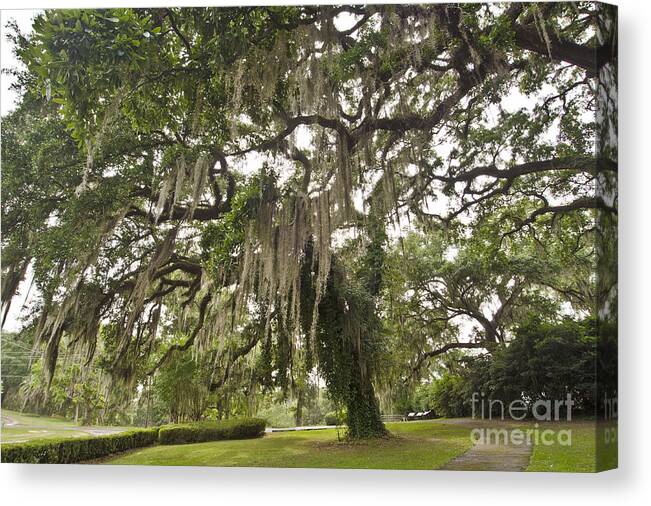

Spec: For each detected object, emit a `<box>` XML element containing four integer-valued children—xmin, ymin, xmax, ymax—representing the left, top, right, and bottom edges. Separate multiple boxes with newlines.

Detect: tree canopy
<box><xmin>1</xmin><ymin>3</ymin><xmax>617</xmax><ymax>436</ymax></box>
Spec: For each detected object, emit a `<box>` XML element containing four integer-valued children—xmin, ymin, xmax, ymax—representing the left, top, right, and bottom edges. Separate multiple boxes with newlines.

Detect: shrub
<box><xmin>490</xmin><ymin>318</ymin><xmax>597</xmax><ymax>414</ymax></box>
<box><xmin>430</xmin><ymin>374</ymin><xmax>471</xmax><ymax>418</ymax></box>
<box><xmin>255</xmin><ymin>402</ymin><xmax>295</xmax><ymax>428</ymax></box>
<box><xmin>324</xmin><ymin>410</ymin><xmax>345</xmax><ymax>426</ymax></box>
<box><xmin>410</xmin><ymin>318</ymin><xmax>599</xmax><ymax>419</ymax></box>
<box><xmin>158</xmin><ymin>417</ymin><xmax>266</xmax><ymax>445</ymax></box>
<box><xmin>1</xmin><ymin>427</ymin><xmax>159</xmax><ymax>464</ymax></box>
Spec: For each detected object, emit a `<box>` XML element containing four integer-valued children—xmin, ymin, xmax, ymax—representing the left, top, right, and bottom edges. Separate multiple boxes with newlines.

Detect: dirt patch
<box><xmin>312</xmin><ymin>433</ymin><xmax>403</xmax><ymax>449</ymax></box>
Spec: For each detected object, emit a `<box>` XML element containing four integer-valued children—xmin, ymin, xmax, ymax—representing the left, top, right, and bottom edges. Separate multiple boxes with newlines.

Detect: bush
<box><xmin>429</xmin><ymin>374</ymin><xmax>471</xmax><ymax>418</ymax></box>
<box><xmin>158</xmin><ymin>418</ymin><xmax>266</xmax><ymax>445</ymax></box>
<box><xmin>411</xmin><ymin>318</ymin><xmax>599</xmax><ymax>419</ymax></box>
<box><xmin>255</xmin><ymin>402</ymin><xmax>296</xmax><ymax>428</ymax></box>
<box><xmin>1</xmin><ymin>427</ymin><xmax>159</xmax><ymax>464</ymax></box>
<box><xmin>2</xmin><ymin>419</ymin><xmax>267</xmax><ymax>462</ymax></box>
<box><xmin>324</xmin><ymin>410</ymin><xmax>345</xmax><ymax>426</ymax></box>
<box><xmin>490</xmin><ymin>318</ymin><xmax>597</xmax><ymax>414</ymax></box>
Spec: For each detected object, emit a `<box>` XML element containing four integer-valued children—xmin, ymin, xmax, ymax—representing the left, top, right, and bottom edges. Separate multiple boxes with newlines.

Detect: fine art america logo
<box><xmin>469</xmin><ymin>392</ymin><xmax>575</xmax><ymax>446</ymax></box>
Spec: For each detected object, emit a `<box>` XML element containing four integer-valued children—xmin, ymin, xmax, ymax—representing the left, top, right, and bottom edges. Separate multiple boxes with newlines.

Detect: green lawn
<box><xmin>107</xmin><ymin>420</ymin><xmax>474</xmax><ymax>470</ymax></box>
<box><xmin>3</xmin><ymin>412</ymin><xmax>613</xmax><ymax>472</ymax></box>
<box><xmin>527</xmin><ymin>420</ymin><xmax>618</xmax><ymax>473</ymax></box>
<box><xmin>1</xmin><ymin>409</ymin><xmax>128</xmax><ymax>443</ymax></box>
<box><xmin>105</xmin><ymin>418</ymin><xmax>615</xmax><ymax>472</ymax></box>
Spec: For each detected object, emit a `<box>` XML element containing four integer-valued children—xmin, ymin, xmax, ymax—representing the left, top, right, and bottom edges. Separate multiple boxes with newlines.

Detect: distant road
<box><xmin>1</xmin><ymin>413</ymin><xmax>18</xmax><ymax>427</ymax></box>
<box><xmin>265</xmin><ymin>425</ymin><xmax>337</xmax><ymax>433</ymax></box>
<box><xmin>1</xmin><ymin>409</ymin><xmax>128</xmax><ymax>443</ymax></box>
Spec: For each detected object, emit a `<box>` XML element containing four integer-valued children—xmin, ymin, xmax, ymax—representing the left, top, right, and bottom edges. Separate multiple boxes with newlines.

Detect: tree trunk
<box><xmin>295</xmin><ymin>389</ymin><xmax>304</xmax><ymax>427</ymax></box>
<box><xmin>345</xmin><ymin>353</ymin><xmax>386</xmax><ymax>439</ymax></box>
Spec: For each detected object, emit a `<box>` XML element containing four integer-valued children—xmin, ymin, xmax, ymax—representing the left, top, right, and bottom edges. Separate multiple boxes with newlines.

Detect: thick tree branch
<box><xmin>146</xmin><ymin>293</ymin><xmax>212</xmax><ymax>375</ymax></box>
<box><xmin>408</xmin><ymin>341</ymin><xmax>488</xmax><ymax>380</ymax></box>
<box><xmin>512</xmin><ymin>22</ymin><xmax>615</xmax><ymax>76</ymax></box>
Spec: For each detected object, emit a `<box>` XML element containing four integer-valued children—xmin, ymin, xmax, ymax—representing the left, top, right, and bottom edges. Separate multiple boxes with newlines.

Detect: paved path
<box><xmin>442</xmin><ymin>440</ymin><xmax>532</xmax><ymax>472</ymax></box>
<box><xmin>1</xmin><ymin>410</ymin><xmax>128</xmax><ymax>443</ymax></box>
<box><xmin>265</xmin><ymin>425</ymin><xmax>337</xmax><ymax>433</ymax></box>
<box><xmin>1</xmin><ymin>414</ymin><xmax>18</xmax><ymax>427</ymax></box>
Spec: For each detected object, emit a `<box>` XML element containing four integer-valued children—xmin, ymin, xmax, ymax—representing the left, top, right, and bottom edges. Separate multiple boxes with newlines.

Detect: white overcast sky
<box><xmin>1</xmin><ymin>10</ymin><xmax>40</xmax><ymax>116</ymax></box>
<box><xmin>1</xmin><ymin>10</ymin><xmax>40</xmax><ymax>332</ymax></box>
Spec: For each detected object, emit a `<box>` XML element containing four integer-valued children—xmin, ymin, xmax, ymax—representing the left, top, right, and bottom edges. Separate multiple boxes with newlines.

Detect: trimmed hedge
<box><xmin>1</xmin><ymin>418</ymin><xmax>267</xmax><ymax>463</ymax></box>
<box><xmin>158</xmin><ymin>418</ymin><xmax>266</xmax><ymax>445</ymax></box>
<box><xmin>1</xmin><ymin>427</ymin><xmax>160</xmax><ymax>464</ymax></box>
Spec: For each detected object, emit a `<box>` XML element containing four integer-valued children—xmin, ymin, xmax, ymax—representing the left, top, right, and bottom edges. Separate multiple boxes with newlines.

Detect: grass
<box><xmin>3</xmin><ymin>411</ymin><xmax>615</xmax><ymax>472</ymax></box>
<box><xmin>106</xmin><ymin>420</ymin><xmax>474</xmax><ymax>470</ymax></box>
<box><xmin>526</xmin><ymin>420</ymin><xmax>618</xmax><ymax>473</ymax></box>
<box><xmin>105</xmin><ymin>418</ymin><xmax>616</xmax><ymax>472</ymax></box>
<box><xmin>2</xmin><ymin>409</ymin><xmax>75</xmax><ymax>427</ymax></box>
<box><xmin>1</xmin><ymin>408</ymin><xmax>128</xmax><ymax>443</ymax></box>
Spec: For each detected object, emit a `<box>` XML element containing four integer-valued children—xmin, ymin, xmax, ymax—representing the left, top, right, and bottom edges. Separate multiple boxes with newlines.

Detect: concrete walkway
<box><xmin>442</xmin><ymin>440</ymin><xmax>532</xmax><ymax>471</ymax></box>
<box><xmin>265</xmin><ymin>425</ymin><xmax>337</xmax><ymax>433</ymax></box>
<box><xmin>1</xmin><ymin>410</ymin><xmax>128</xmax><ymax>444</ymax></box>
<box><xmin>1</xmin><ymin>414</ymin><xmax>18</xmax><ymax>427</ymax></box>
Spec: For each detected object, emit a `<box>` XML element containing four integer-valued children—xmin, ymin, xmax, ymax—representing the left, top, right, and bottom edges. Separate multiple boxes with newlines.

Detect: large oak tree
<box><xmin>2</xmin><ymin>3</ymin><xmax>617</xmax><ymax>436</ymax></box>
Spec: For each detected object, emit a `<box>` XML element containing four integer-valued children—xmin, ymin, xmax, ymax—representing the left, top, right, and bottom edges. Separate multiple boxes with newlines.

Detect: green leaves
<box><xmin>21</xmin><ymin>9</ymin><xmax>168</xmax><ymax>143</ymax></box>
<box><xmin>200</xmin><ymin>173</ymin><xmax>263</xmax><ymax>277</ymax></box>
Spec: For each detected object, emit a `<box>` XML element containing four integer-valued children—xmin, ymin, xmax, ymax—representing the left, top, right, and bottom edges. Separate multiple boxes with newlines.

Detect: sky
<box><xmin>1</xmin><ymin>10</ymin><xmax>40</xmax><ymax>116</ymax></box>
<box><xmin>1</xmin><ymin>10</ymin><xmax>40</xmax><ymax>332</ymax></box>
